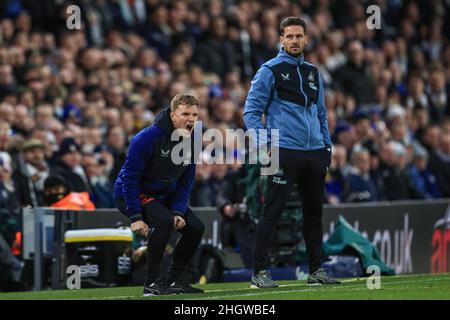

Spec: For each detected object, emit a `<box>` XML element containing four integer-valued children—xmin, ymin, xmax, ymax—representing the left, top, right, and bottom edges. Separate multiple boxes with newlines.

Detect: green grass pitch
<box><xmin>1</xmin><ymin>273</ymin><xmax>449</xmax><ymax>300</ymax></box>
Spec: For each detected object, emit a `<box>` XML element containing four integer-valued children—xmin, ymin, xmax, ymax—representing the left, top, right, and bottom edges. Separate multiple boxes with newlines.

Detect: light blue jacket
<box><xmin>244</xmin><ymin>48</ymin><xmax>331</xmax><ymax>150</ymax></box>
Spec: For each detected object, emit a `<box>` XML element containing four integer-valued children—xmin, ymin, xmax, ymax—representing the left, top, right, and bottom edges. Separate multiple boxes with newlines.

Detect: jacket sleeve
<box><xmin>243</xmin><ymin>65</ymin><xmax>275</xmax><ymax>148</ymax></box>
<box><xmin>317</xmin><ymin>71</ymin><xmax>332</xmax><ymax>147</ymax></box>
<box><xmin>121</xmin><ymin>129</ymin><xmax>156</xmax><ymax>222</ymax></box>
<box><xmin>169</xmin><ymin>164</ymin><xmax>196</xmax><ymax>216</ymax></box>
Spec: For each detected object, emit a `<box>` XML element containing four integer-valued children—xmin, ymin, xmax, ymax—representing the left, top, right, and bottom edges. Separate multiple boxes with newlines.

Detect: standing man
<box><xmin>113</xmin><ymin>94</ymin><xmax>205</xmax><ymax>296</ymax></box>
<box><xmin>244</xmin><ymin>17</ymin><xmax>340</xmax><ymax>287</ymax></box>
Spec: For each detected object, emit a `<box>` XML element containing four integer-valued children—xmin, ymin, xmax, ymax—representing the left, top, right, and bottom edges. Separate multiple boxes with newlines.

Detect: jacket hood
<box><xmin>278</xmin><ymin>47</ymin><xmax>305</xmax><ymax>65</ymax></box>
<box><xmin>154</xmin><ymin>107</ymin><xmax>174</xmax><ymax>133</ymax></box>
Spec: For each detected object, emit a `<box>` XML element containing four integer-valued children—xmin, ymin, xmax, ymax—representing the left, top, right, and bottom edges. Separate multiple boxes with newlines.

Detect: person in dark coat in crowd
<box><xmin>334</xmin><ymin>40</ymin><xmax>376</xmax><ymax>106</ymax></box>
<box><xmin>377</xmin><ymin>141</ymin><xmax>425</xmax><ymax>200</ymax></box>
<box><xmin>407</xmin><ymin>142</ymin><xmax>442</xmax><ymax>198</ymax></box>
<box><xmin>342</xmin><ymin>148</ymin><xmax>380</xmax><ymax>202</ymax></box>
<box><xmin>216</xmin><ymin>165</ymin><xmax>255</xmax><ymax>268</ymax></box>
<box><xmin>13</xmin><ymin>139</ymin><xmax>49</xmax><ymax>207</ymax></box>
<box><xmin>50</xmin><ymin>137</ymin><xmax>92</xmax><ymax>193</ymax></box>
<box><xmin>421</xmin><ymin>126</ymin><xmax>450</xmax><ymax>197</ymax></box>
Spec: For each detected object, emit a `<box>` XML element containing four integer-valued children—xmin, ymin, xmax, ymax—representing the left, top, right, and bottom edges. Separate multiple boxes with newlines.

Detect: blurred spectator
<box><xmin>0</xmin><ymin>151</ymin><xmax>20</xmax><ymax>215</ymax></box>
<box><xmin>0</xmin><ymin>0</ymin><xmax>448</xmax><ymax>209</ymax></box>
<box><xmin>43</xmin><ymin>174</ymin><xmax>95</xmax><ymax>210</ymax></box>
<box><xmin>378</xmin><ymin>141</ymin><xmax>425</xmax><ymax>200</ymax></box>
<box><xmin>81</xmin><ymin>152</ymin><xmax>114</xmax><ymax>208</ymax></box>
<box><xmin>50</xmin><ymin>137</ymin><xmax>92</xmax><ymax>193</ymax></box>
<box><xmin>216</xmin><ymin>165</ymin><xmax>255</xmax><ymax>268</ymax></box>
<box><xmin>193</xmin><ymin>16</ymin><xmax>236</xmax><ymax>79</ymax></box>
<box><xmin>427</xmin><ymin>65</ymin><xmax>450</xmax><ymax>122</ymax></box>
<box><xmin>190</xmin><ymin>161</ymin><xmax>214</xmax><ymax>206</ymax></box>
<box><xmin>13</xmin><ymin>139</ymin><xmax>49</xmax><ymax>207</ymax></box>
<box><xmin>334</xmin><ymin>40</ymin><xmax>375</xmax><ymax>106</ymax></box>
<box><xmin>342</xmin><ymin>148</ymin><xmax>380</xmax><ymax>202</ymax></box>
<box><xmin>434</xmin><ymin>133</ymin><xmax>450</xmax><ymax>196</ymax></box>
<box><xmin>105</xmin><ymin>125</ymin><xmax>127</xmax><ymax>183</ymax></box>
<box><xmin>407</xmin><ymin>142</ymin><xmax>442</xmax><ymax>198</ymax></box>
<box><xmin>324</xmin><ymin>144</ymin><xmax>348</xmax><ymax>204</ymax></box>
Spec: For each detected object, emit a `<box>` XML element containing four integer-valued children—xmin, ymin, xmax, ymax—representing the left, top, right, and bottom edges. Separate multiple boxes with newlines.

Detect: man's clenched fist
<box><xmin>131</xmin><ymin>220</ymin><xmax>149</xmax><ymax>237</ymax></box>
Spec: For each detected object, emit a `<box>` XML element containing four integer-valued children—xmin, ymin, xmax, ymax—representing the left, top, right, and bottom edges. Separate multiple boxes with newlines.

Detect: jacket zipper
<box><xmin>297</xmin><ymin>64</ymin><xmax>310</xmax><ymax>149</ymax></box>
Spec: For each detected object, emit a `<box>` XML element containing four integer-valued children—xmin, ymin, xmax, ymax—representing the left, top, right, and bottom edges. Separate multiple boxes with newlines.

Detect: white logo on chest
<box><xmin>281</xmin><ymin>73</ymin><xmax>290</xmax><ymax>81</ymax></box>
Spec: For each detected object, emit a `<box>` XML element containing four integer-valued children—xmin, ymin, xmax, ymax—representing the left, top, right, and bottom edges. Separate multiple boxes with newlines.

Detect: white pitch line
<box><xmin>54</xmin><ymin>275</ymin><xmax>450</xmax><ymax>300</ymax></box>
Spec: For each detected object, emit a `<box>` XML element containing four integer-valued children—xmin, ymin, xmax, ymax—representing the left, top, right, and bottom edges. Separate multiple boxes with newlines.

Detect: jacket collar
<box><xmin>278</xmin><ymin>47</ymin><xmax>304</xmax><ymax>65</ymax></box>
<box><xmin>154</xmin><ymin>107</ymin><xmax>174</xmax><ymax>133</ymax></box>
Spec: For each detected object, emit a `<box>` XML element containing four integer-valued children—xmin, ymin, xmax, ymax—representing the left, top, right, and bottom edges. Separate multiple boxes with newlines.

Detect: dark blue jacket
<box><xmin>407</xmin><ymin>165</ymin><xmax>442</xmax><ymax>199</ymax></box>
<box><xmin>113</xmin><ymin>108</ymin><xmax>196</xmax><ymax>222</ymax></box>
<box><xmin>343</xmin><ymin>172</ymin><xmax>380</xmax><ymax>202</ymax></box>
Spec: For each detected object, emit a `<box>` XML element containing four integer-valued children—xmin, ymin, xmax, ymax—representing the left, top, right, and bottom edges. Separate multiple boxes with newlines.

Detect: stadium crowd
<box><xmin>0</xmin><ymin>0</ymin><xmax>449</xmax><ymax>219</ymax></box>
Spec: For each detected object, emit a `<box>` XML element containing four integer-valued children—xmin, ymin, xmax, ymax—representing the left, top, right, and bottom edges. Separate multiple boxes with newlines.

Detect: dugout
<box><xmin>64</xmin><ymin>228</ymin><xmax>133</xmax><ymax>288</ymax></box>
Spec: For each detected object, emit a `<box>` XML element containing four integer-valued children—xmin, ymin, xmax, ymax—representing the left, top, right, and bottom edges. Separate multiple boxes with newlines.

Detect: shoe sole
<box><xmin>307</xmin><ymin>280</ymin><xmax>341</xmax><ymax>286</ymax></box>
<box><xmin>168</xmin><ymin>288</ymin><xmax>204</xmax><ymax>294</ymax></box>
<box><xmin>250</xmin><ymin>282</ymin><xmax>278</xmax><ymax>289</ymax></box>
<box><xmin>143</xmin><ymin>293</ymin><xmax>158</xmax><ymax>297</ymax></box>
<box><xmin>306</xmin><ymin>282</ymin><xmax>323</xmax><ymax>286</ymax></box>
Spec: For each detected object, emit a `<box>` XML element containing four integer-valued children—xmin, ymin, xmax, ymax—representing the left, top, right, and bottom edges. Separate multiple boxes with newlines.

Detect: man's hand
<box><xmin>130</xmin><ymin>220</ymin><xmax>149</xmax><ymax>237</ymax></box>
<box><xmin>173</xmin><ymin>215</ymin><xmax>186</xmax><ymax>230</ymax></box>
<box><xmin>223</xmin><ymin>204</ymin><xmax>237</xmax><ymax>218</ymax></box>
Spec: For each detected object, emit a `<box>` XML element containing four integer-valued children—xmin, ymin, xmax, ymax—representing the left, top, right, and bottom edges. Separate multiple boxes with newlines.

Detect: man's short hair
<box><xmin>280</xmin><ymin>17</ymin><xmax>307</xmax><ymax>35</ymax></box>
<box><xmin>170</xmin><ymin>94</ymin><xmax>199</xmax><ymax>111</ymax></box>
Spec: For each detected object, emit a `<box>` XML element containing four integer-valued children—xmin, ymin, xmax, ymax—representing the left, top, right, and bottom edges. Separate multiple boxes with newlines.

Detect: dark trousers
<box><xmin>254</xmin><ymin>147</ymin><xmax>330</xmax><ymax>275</ymax></box>
<box><xmin>115</xmin><ymin>199</ymin><xmax>205</xmax><ymax>283</ymax></box>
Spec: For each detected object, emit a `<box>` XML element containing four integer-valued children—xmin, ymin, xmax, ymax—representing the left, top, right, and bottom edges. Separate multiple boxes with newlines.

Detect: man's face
<box><xmin>170</xmin><ymin>104</ymin><xmax>198</xmax><ymax>136</ymax></box>
<box><xmin>61</xmin><ymin>151</ymin><xmax>81</xmax><ymax>168</ymax></box>
<box><xmin>280</xmin><ymin>25</ymin><xmax>308</xmax><ymax>57</ymax></box>
<box><xmin>44</xmin><ymin>185</ymin><xmax>67</xmax><ymax>205</ymax></box>
<box><xmin>354</xmin><ymin>152</ymin><xmax>370</xmax><ymax>174</ymax></box>
<box><xmin>24</xmin><ymin>147</ymin><xmax>45</xmax><ymax>167</ymax></box>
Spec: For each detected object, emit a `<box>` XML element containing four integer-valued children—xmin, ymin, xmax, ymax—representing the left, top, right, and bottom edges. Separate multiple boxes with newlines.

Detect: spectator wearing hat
<box><xmin>61</xmin><ymin>103</ymin><xmax>82</xmax><ymax>125</ymax></box>
<box><xmin>43</xmin><ymin>175</ymin><xmax>95</xmax><ymax>211</ymax></box>
<box><xmin>352</xmin><ymin>110</ymin><xmax>375</xmax><ymax>145</ymax></box>
<box><xmin>50</xmin><ymin>137</ymin><xmax>92</xmax><ymax>194</ymax></box>
<box><xmin>12</xmin><ymin>138</ymin><xmax>49</xmax><ymax>207</ymax></box>
<box><xmin>333</xmin><ymin>121</ymin><xmax>357</xmax><ymax>151</ymax></box>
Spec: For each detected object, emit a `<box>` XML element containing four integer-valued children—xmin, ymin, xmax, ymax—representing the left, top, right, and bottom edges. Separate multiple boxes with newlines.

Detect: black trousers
<box><xmin>254</xmin><ymin>147</ymin><xmax>330</xmax><ymax>274</ymax></box>
<box><xmin>115</xmin><ymin>198</ymin><xmax>205</xmax><ymax>283</ymax></box>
